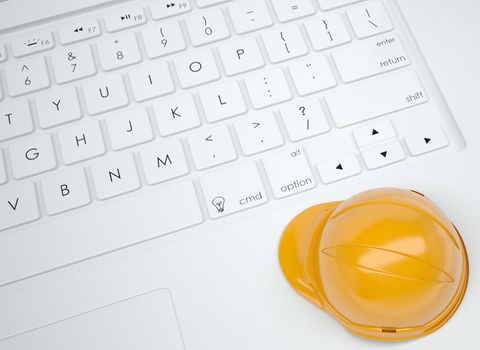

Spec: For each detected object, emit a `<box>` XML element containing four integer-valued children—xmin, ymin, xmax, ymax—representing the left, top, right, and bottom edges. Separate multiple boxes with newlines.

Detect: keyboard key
<box><xmin>51</xmin><ymin>45</ymin><xmax>96</xmax><ymax>84</ymax></box>
<box><xmin>58</xmin><ymin>120</ymin><xmax>106</xmax><ymax>164</ymax></box>
<box><xmin>129</xmin><ymin>61</ymin><xmax>175</xmax><ymax>102</ymax></box>
<box><xmin>317</xmin><ymin>0</ymin><xmax>364</xmax><ymax>10</ymax></box>
<box><xmin>91</xmin><ymin>153</ymin><xmax>140</xmax><ymax>200</ymax></box>
<box><xmin>347</xmin><ymin>2</ymin><xmax>393</xmax><ymax>38</ymax></box>
<box><xmin>317</xmin><ymin>153</ymin><xmax>362</xmax><ymax>184</ymax></box>
<box><xmin>304</xmin><ymin>13</ymin><xmax>351</xmax><ymax>51</ymax></box>
<box><xmin>41</xmin><ymin>168</ymin><xmax>91</xmax><ymax>215</ymax></box>
<box><xmin>200</xmin><ymin>162</ymin><xmax>267</xmax><ymax>218</ymax></box>
<box><xmin>97</xmin><ymin>32</ymin><xmax>141</xmax><ymax>71</ymax></box>
<box><xmin>104</xmin><ymin>6</ymin><xmax>146</xmax><ymax>32</ymax></box>
<box><xmin>234</xmin><ymin>112</ymin><xmax>284</xmax><ymax>155</ymax></box>
<box><xmin>263</xmin><ymin>147</ymin><xmax>315</xmax><ymax>198</ymax></box>
<box><xmin>361</xmin><ymin>141</ymin><xmax>406</xmax><ymax>169</ymax></box>
<box><xmin>58</xmin><ymin>19</ymin><xmax>101</xmax><ymax>44</ymax></box>
<box><xmin>325</xmin><ymin>71</ymin><xmax>427</xmax><ymax>127</ymax></box>
<box><xmin>199</xmin><ymin>80</ymin><xmax>247</xmax><ymax>123</ymax></box>
<box><xmin>0</xmin><ymin>100</ymin><xmax>33</xmax><ymax>141</ymax></box>
<box><xmin>228</xmin><ymin>0</ymin><xmax>273</xmax><ymax>34</ymax></box>
<box><xmin>353</xmin><ymin>120</ymin><xmax>396</xmax><ymax>148</ymax></box>
<box><xmin>333</xmin><ymin>35</ymin><xmax>409</xmax><ymax>82</ymax></box>
<box><xmin>141</xmin><ymin>21</ymin><xmax>187</xmax><ymax>58</ymax></box>
<box><xmin>105</xmin><ymin>107</ymin><xmax>153</xmax><ymax>150</ymax></box>
<box><xmin>188</xmin><ymin>125</ymin><xmax>237</xmax><ymax>170</ymax></box>
<box><xmin>0</xmin><ymin>183</ymin><xmax>40</xmax><ymax>231</ymax></box>
<box><xmin>245</xmin><ymin>68</ymin><xmax>292</xmax><ymax>109</ymax></box>
<box><xmin>0</xmin><ymin>180</ymin><xmax>202</xmax><ymax>283</ymax></box>
<box><xmin>153</xmin><ymin>94</ymin><xmax>200</xmax><ymax>136</ymax></box>
<box><xmin>280</xmin><ymin>98</ymin><xmax>330</xmax><ymax>141</ymax></box>
<box><xmin>288</xmin><ymin>55</ymin><xmax>336</xmax><ymax>96</ymax></box>
<box><xmin>140</xmin><ymin>139</ymin><xmax>189</xmax><ymax>185</ymax></box>
<box><xmin>272</xmin><ymin>0</ymin><xmax>315</xmax><ymax>22</ymax></box>
<box><xmin>9</xmin><ymin>135</ymin><xmax>57</xmax><ymax>179</ymax></box>
<box><xmin>196</xmin><ymin>0</ymin><xmax>229</xmax><ymax>7</ymax></box>
<box><xmin>35</xmin><ymin>86</ymin><xmax>82</xmax><ymax>129</ymax></box>
<box><xmin>0</xmin><ymin>44</ymin><xmax>7</xmax><ymax>62</ymax></box>
<box><xmin>82</xmin><ymin>74</ymin><xmax>129</xmax><ymax>115</ymax></box>
<box><xmin>405</xmin><ymin>128</ymin><xmax>449</xmax><ymax>156</ymax></box>
<box><xmin>185</xmin><ymin>9</ymin><xmax>230</xmax><ymax>46</ymax></box>
<box><xmin>262</xmin><ymin>26</ymin><xmax>308</xmax><ymax>63</ymax></box>
<box><xmin>5</xmin><ymin>57</ymin><xmax>50</xmax><ymax>96</ymax></box>
<box><xmin>0</xmin><ymin>150</ymin><xmax>6</xmax><ymax>184</ymax></box>
<box><xmin>174</xmin><ymin>49</ymin><xmax>220</xmax><ymax>88</ymax></box>
<box><xmin>218</xmin><ymin>37</ymin><xmax>265</xmax><ymax>76</ymax></box>
<box><xmin>11</xmin><ymin>31</ymin><xmax>54</xmax><ymax>57</ymax></box>
<box><xmin>150</xmin><ymin>0</ymin><xmax>192</xmax><ymax>19</ymax></box>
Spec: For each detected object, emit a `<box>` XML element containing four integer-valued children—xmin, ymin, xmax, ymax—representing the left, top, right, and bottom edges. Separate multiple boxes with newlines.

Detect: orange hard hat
<box><xmin>279</xmin><ymin>188</ymin><xmax>469</xmax><ymax>340</ymax></box>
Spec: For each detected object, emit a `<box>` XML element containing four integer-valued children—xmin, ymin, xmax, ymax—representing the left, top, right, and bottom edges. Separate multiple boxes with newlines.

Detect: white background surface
<box><xmin>0</xmin><ymin>0</ymin><xmax>479</xmax><ymax>349</ymax></box>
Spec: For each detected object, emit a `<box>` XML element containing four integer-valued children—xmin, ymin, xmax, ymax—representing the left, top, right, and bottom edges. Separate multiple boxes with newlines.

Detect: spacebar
<box><xmin>0</xmin><ymin>181</ymin><xmax>203</xmax><ymax>286</ymax></box>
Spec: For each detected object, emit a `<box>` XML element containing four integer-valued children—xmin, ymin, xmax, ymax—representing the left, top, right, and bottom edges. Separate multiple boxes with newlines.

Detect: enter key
<box><xmin>333</xmin><ymin>35</ymin><xmax>410</xmax><ymax>82</ymax></box>
<box><xmin>263</xmin><ymin>148</ymin><xmax>316</xmax><ymax>199</ymax></box>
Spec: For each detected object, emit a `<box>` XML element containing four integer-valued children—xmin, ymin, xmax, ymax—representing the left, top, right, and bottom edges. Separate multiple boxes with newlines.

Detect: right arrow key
<box><xmin>405</xmin><ymin>127</ymin><xmax>449</xmax><ymax>156</ymax></box>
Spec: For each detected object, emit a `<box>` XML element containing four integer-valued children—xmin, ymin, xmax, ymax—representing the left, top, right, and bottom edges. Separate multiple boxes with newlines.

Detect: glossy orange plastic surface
<box><xmin>279</xmin><ymin>188</ymin><xmax>469</xmax><ymax>340</ymax></box>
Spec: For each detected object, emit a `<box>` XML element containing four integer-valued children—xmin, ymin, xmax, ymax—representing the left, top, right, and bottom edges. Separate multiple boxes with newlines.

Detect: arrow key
<box><xmin>317</xmin><ymin>153</ymin><xmax>362</xmax><ymax>184</ymax></box>
<box><xmin>353</xmin><ymin>120</ymin><xmax>396</xmax><ymax>148</ymax></box>
<box><xmin>405</xmin><ymin>127</ymin><xmax>449</xmax><ymax>156</ymax></box>
<box><xmin>362</xmin><ymin>141</ymin><xmax>405</xmax><ymax>169</ymax></box>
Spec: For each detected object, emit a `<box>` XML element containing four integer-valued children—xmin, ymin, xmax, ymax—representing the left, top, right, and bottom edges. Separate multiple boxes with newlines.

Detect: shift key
<box><xmin>326</xmin><ymin>70</ymin><xmax>428</xmax><ymax>128</ymax></box>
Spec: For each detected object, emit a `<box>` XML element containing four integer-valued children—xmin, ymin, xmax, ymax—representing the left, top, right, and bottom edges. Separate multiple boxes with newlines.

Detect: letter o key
<box><xmin>189</xmin><ymin>61</ymin><xmax>202</xmax><ymax>73</ymax></box>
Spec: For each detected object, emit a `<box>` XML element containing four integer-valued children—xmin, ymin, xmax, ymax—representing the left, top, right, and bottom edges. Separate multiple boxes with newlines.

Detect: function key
<box><xmin>58</xmin><ymin>19</ymin><xmax>101</xmax><ymax>45</ymax></box>
<box><xmin>150</xmin><ymin>0</ymin><xmax>191</xmax><ymax>20</ymax></box>
<box><xmin>317</xmin><ymin>0</ymin><xmax>365</xmax><ymax>10</ymax></box>
<box><xmin>11</xmin><ymin>31</ymin><xmax>54</xmax><ymax>57</ymax></box>
<box><xmin>196</xmin><ymin>0</ymin><xmax>229</xmax><ymax>7</ymax></box>
<box><xmin>104</xmin><ymin>6</ymin><xmax>146</xmax><ymax>32</ymax></box>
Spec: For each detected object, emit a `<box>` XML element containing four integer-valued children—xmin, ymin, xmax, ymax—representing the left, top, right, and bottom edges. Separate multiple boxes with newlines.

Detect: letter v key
<box><xmin>0</xmin><ymin>183</ymin><xmax>40</xmax><ymax>231</ymax></box>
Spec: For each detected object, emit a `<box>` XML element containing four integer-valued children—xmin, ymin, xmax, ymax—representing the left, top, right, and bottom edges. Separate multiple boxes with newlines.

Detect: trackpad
<box><xmin>1</xmin><ymin>289</ymin><xmax>184</xmax><ymax>350</ymax></box>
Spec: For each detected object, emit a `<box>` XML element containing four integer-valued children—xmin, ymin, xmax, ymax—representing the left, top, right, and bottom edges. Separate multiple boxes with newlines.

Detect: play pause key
<box><xmin>362</xmin><ymin>141</ymin><xmax>406</xmax><ymax>169</ymax></box>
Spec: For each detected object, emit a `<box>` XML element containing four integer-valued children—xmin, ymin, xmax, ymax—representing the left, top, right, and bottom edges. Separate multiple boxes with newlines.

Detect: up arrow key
<box><xmin>336</xmin><ymin>163</ymin><xmax>343</xmax><ymax>170</ymax></box>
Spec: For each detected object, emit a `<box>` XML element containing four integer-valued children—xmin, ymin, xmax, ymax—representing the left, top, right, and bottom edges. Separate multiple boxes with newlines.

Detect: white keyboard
<box><xmin>0</xmin><ymin>0</ymin><xmax>462</xmax><ymax>284</ymax></box>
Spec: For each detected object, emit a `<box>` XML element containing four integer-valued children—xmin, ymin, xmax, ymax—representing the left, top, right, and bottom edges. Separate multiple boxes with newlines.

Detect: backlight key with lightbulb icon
<box><xmin>199</xmin><ymin>162</ymin><xmax>268</xmax><ymax>218</ymax></box>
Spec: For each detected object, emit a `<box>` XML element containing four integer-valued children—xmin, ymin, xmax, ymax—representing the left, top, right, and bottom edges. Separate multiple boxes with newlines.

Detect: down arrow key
<box><xmin>362</xmin><ymin>141</ymin><xmax>406</xmax><ymax>170</ymax></box>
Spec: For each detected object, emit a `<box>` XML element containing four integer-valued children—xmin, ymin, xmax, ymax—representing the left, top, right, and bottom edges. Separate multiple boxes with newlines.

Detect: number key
<box><xmin>185</xmin><ymin>8</ymin><xmax>229</xmax><ymax>46</ymax></box>
<box><xmin>96</xmin><ymin>32</ymin><xmax>141</xmax><ymax>71</ymax></box>
<box><xmin>5</xmin><ymin>57</ymin><xmax>50</xmax><ymax>97</ymax></box>
<box><xmin>141</xmin><ymin>21</ymin><xmax>186</xmax><ymax>58</ymax></box>
<box><xmin>51</xmin><ymin>44</ymin><xmax>96</xmax><ymax>84</ymax></box>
